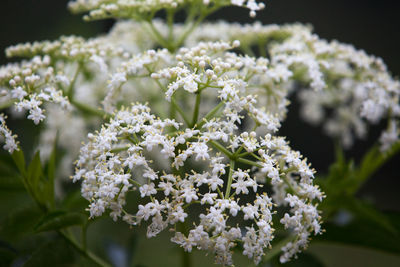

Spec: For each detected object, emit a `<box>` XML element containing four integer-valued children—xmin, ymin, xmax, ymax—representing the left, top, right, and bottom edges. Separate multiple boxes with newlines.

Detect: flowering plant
<box><xmin>0</xmin><ymin>1</ymin><xmax>399</xmax><ymax>266</ymax></box>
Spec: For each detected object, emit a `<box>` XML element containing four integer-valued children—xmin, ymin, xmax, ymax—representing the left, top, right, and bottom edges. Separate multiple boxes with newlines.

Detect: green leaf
<box><xmin>343</xmin><ymin>197</ymin><xmax>397</xmax><ymax>234</ymax></box>
<box><xmin>27</xmin><ymin>151</ymin><xmax>43</xmax><ymax>190</ymax></box>
<box><xmin>316</xmin><ymin>211</ymin><xmax>400</xmax><ymax>254</ymax></box>
<box><xmin>43</xmin><ymin>140</ymin><xmax>57</xmax><ymax>208</ymax></box>
<box><xmin>11</xmin><ymin>149</ymin><xmax>26</xmax><ymax>175</ymax></box>
<box><xmin>62</xmin><ymin>189</ymin><xmax>89</xmax><ymax>211</ymax></box>
<box><xmin>34</xmin><ymin>211</ymin><xmax>86</xmax><ymax>232</ymax></box>
<box><xmin>46</xmin><ymin>139</ymin><xmax>57</xmax><ymax>183</ymax></box>
<box><xmin>317</xmin><ymin>145</ymin><xmax>355</xmax><ymax>195</ymax></box>
<box><xmin>22</xmin><ymin>238</ymin><xmax>76</xmax><ymax>267</ymax></box>
<box><xmin>0</xmin><ymin>204</ymin><xmax>42</xmax><ymax>240</ymax></box>
<box><xmin>353</xmin><ymin>142</ymin><xmax>400</xmax><ymax>194</ymax></box>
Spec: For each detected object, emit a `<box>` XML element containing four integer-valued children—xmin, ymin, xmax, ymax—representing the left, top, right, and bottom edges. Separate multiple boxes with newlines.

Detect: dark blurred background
<box><xmin>0</xmin><ymin>1</ymin><xmax>399</xmax><ymax>266</ymax></box>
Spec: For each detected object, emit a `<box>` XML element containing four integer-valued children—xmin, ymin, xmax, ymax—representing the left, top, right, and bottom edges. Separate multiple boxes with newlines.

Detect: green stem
<box><xmin>257</xmin><ymin>38</ymin><xmax>267</xmax><ymax>58</ymax></box>
<box><xmin>110</xmin><ymin>146</ymin><xmax>130</xmax><ymax>153</ymax></box>
<box><xmin>166</xmin><ymin>9</ymin><xmax>175</xmax><ymax>43</ymax></box>
<box><xmin>179</xmin><ymin>220</ymin><xmax>192</xmax><ymax>267</ymax></box>
<box><xmin>154</xmin><ymin>79</ymin><xmax>191</xmax><ymax>125</ymax></box>
<box><xmin>173</xmin><ymin>5</ymin><xmax>220</xmax><ymax>50</ymax></box>
<box><xmin>59</xmin><ymin>230</ymin><xmax>111</xmax><ymax>267</ymax></box>
<box><xmin>144</xmin><ymin>20</ymin><xmax>173</xmax><ymax>51</ymax></box>
<box><xmin>224</xmin><ymin>160</ymin><xmax>235</xmax><ymax>199</ymax></box>
<box><xmin>233</xmin><ymin>145</ymin><xmax>245</xmax><ymax>158</ymax></box>
<box><xmin>64</xmin><ymin>64</ymin><xmax>110</xmax><ymax>119</ymax></box>
<box><xmin>129</xmin><ymin>179</ymin><xmax>142</xmax><ymax>188</ymax></box>
<box><xmin>191</xmin><ymin>92</ymin><xmax>201</xmax><ymax>127</ymax></box>
<box><xmin>174</xmin><ymin>16</ymin><xmax>204</xmax><ymax>50</ymax></box>
<box><xmin>216</xmin><ymin>187</ymin><xmax>224</xmax><ymax>199</ymax></box>
<box><xmin>182</xmin><ymin>249</ymin><xmax>191</xmax><ymax>267</ymax></box>
<box><xmin>171</xmin><ymin>98</ymin><xmax>191</xmax><ymax>126</ymax></box>
<box><xmin>232</xmin><ymin>126</ymin><xmax>259</xmax><ymax>158</ymax></box>
<box><xmin>241</xmin><ymin>43</ymin><xmax>255</xmax><ymax>57</ymax></box>
<box><xmin>209</xmin><ymin>140</ymin><xmax>233</xmax><ymax>159</ymax></box>
<box><xmin>67</xmin><ymin>63</ymin><xmax>81</xmax><ymax>100</ymax></box>
<box><xmin>70</xmin><ymin>99</ymin><xmax>110</xmax><ymax>119</ymax></box>
<box><xmin>282</xmin><ymin>175</ymin><xmax>296</xmax><ymax>195</ymax></box>
<box><xmin>196</xmin><ymin>101</ymin><xmax>225</xmax><ymax>129</ymax></box>
<box><xmin>236</xmin><ymin>157</ymin><xmax>263</xmax><ymax>168</ymax></box>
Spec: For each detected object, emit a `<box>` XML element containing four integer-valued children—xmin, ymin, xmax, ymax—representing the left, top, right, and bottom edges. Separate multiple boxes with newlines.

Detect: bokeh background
<box><xmin>0</xmin><ymin>0</ymin><xmax>399</xmax><ymax>266</ymax></box>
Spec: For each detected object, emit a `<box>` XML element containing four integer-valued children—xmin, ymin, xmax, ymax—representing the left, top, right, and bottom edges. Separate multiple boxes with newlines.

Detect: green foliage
<box><xmin>277</xmin><ymin>253</ymin><xmax>324</xmax><ymax>267</ymax></box>
<box><xmin>11</xmin><ymin>148</ymin><xmax>26</xmax><ymax>175</ymax></box>
<box><xmin>313</xmin><ymin>143</ymin><xmax>400</xmax><ymax>259</ymax></box>
<box><xmin>10</xmin><ymin>150</ymin><xmax>54</xmax><ymax>210</ymax></box>
<box><xmin>34</xmin><ymin>211</ymin><xmax>86</xmax><ymax>233</ymax></box>
<box><xmin>21</xmin><ymin>238</ymin><xmax>76</xmax><ymax>267</ymax></box>
<box><xmin>316</xmin><ymin>212</ymin><xmax>400</xmax><ymax>255</ymax></box>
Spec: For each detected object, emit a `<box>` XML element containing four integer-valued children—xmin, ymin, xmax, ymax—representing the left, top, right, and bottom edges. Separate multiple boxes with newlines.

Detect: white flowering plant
<box><xmin>1</xmin><ymin>1</ymin><xmax>400</xmax><ymax>266</ymax></box>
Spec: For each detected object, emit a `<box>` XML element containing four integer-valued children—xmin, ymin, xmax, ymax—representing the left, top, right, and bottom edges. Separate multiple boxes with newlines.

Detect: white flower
<box><xmin>27</xmin><ymin>107</ymin><xmax>45</xmax><ymax>124</ymax></box>
<box><xmin>11</xmin><ymin>86</ymin><xmax>27</xmax><ymax>100</ymax></box>
<box><xmin>90</xmin><ymin>54</ymin><xmax>108</xmax><ymax>73</ymax></box>
<box><xmin>0</xmin><ymin>114</ymin><xmax>19</xmax><ymax>153</ymax></box>
<box><xmin>201</xmin><ymin>192</ymin><xmax>217</xmax><ymax>205</ymax></box>
<box><xmin>108</xmin><ymin>72</ymin><xmax>127</xmax><ymax>90</ymax></box>
<box><xmin>180</xmin><ymin>186</ymin><xmax>198</xmax><ymax>203</ymax></box>
<box><xmin>139</xmin><ymin>183</ymin><xmax>157</xmax><ymax>198</ymax></box>
<box><xmin>192</xmin><ymin>141</ymin><xmax>209</xmax><ymax>161</ymax></box>
<box><xmin>172</xmin><ymin>206</ymin><xmax>188</xmax><ymax>223</ymax></box>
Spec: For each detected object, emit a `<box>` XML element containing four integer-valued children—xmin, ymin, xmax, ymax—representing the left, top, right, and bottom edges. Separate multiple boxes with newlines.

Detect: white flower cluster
<box><xmin>151</xmin><ymin>40</ymin><xmax>289</xmax><ymax>125</ymax></box>
<box><xmin>0</xmin><ymin>114</ymin><xmax>18</xmax><ymax>153</ymax></box>
<box><xmin>74</xmin><ymin>104</ymin><xmax>322</xmax><ymax>265</ymax></box>
<box><xmin>103</xmin><ymin>48</ymin><xmax>172</xmax><ymax>113</ymax></box>
<box><xmin>1</xmin><ymin>0</ymin><xmax>398</xmax><ymax>264</ymax></box>
<box><xmin>74</xmin><ymin>40</ymin><xmax>324</xmax><ymax>265</ymax></box>
<box><xmin>100</xmin><ymin>19</ymin><xmax>400</xmax><ymax>150</ymax></box>
<box><xmin>0</xmin><ymin>34</ymin><xmax>131</xmax><ymax>175</ymax></box>
<box><xmin>68</xmin><ymin>0</ymin><xmax>265</xmax><ymax>20</ymax></box>
<box><xmin>184</xmin><ymin>21</ymin><xmax>400</xmax><ymax>149</ymax></box>
<box><xmin>0</xmin><ymin>55</ymin><xmax>70</xmax><ymax>125</ymax></box>
<box><xmin>6</xmin><ymin>35</ymin><xmax>129</xmax><ymax>65</ymax></box>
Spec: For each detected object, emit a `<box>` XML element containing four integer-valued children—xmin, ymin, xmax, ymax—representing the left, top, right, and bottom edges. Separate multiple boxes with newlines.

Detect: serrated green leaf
<box><xmin>34</xmin><ymin>211</ymin><xmax>86</xmax><ymax>232</ymax></box>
